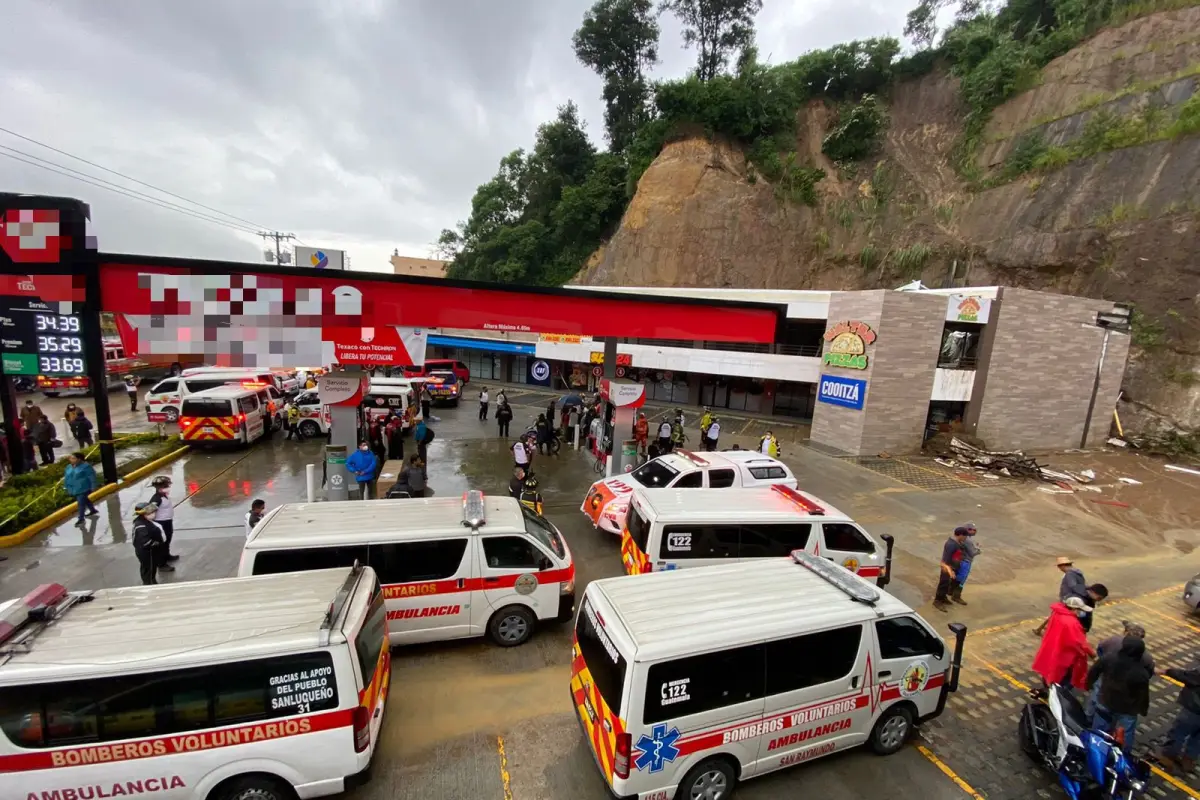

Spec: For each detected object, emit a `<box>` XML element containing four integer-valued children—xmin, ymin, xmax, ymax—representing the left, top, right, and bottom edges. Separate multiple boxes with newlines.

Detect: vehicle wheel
<box><xmin>299</xmin><ymin>420</ymin><xmax>321</xmax><ymax>438</ymax></box>
<box><xmin>676</xmin><ymin>757</ymin><xmax>737</xmax><ymax>800</ymax></box>
<box><xmin>164</xmin><ymin>407</ymin><xmax>180</xmax><ymax>423</ymax></box>
<box><xmin>488</xmin><ymin>605</ymin><xmax>535</xmax><ymax>647</ymax></box>
<box><xmin>274</xmin><ymin>413</ymin><xmax>283</xmax><ymax>433</ymax></box>
<box><xmin>869</xmin><ymin>705</ymin><xmax>914</xmax><ymax>755</ymax></box>
<box><xmin>212</xmin><ymin>774</ymin><xmax>293</xmax><ymax>800</ymax></box>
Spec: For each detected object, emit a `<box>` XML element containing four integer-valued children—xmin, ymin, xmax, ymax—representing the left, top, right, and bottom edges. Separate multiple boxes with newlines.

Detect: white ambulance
<box><xmin>618</xmin><ymin>484</ymin><xmax>892</xmax><ymax>582</ymax></box>
<box><xmin>238</xmin><ymin>491</ymin><xmax>576</xmax><ymax>647</ymax></box>
<box><xmin>582</xmin><ymin>450</ymin><xmax>797</xmax><ymax>535</ymax></box>
<box><xmin>0</xmin><ymin>566</ymin><xmax>390</xmax><ymax>800</ymax></box>
<box><xmin>292</xmin><ymin>388</ymin><xmax>332</xmax><ymax>437</ymax></box>
<box><xmin>571</xmin><ymin>553</ymin><xmax>968</xmax><ymax>800</ymax></box>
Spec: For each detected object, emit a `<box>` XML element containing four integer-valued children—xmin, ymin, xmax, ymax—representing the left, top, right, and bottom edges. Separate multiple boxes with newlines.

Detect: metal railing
<box><xmin>936</xmin><ymin>357</ymin><xmax>978</xmax><ymax>370</ymax></box>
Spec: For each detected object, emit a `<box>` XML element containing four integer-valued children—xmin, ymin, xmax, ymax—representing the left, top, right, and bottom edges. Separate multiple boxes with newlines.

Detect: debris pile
<box><xmin>932</xmin><ymin>437</ymin><xmax>1093</xmax><ymax>484</ymax></box>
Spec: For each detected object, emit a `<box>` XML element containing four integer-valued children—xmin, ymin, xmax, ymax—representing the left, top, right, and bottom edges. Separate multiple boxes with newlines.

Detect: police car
<box><xmin>582</xmin><ymin>450</ymin><xmax>797</xmax><ymax>535</ymax></box>
<box><xmin>423</xmin><ymin>371</ymin><xmax>462</xmax><ymax>407</ymax></box>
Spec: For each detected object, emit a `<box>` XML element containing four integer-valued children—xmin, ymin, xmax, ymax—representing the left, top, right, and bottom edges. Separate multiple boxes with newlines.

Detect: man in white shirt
<box><xmin>513</xmin><ymin>438</ymin><xmax>530</xmax><ymax>470</ymax></box>
<box><xmin>704</xmin><ymin>417</ymin><xmax>721</xmax><ymax>451</ymax></box>
<box><xmin>479</xmin><ymin>387</ymin><xmax>490</xmax><ymax>421</ymax></box>
<box><xmin>146</xmin><ymin>476</ymin><xmax>177</xmax><ymax>571</ymax></box>
<box><xmin>657</xmin><ymin>420</ymin><xmax>673</xmax><ymax>454</ymax></box>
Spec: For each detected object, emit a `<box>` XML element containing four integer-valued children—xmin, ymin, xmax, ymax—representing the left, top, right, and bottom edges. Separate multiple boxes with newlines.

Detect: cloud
<box><xmin>0</xmin><ymin>0</ymin><xmax>910</xmax><ymax>272</ymax></box>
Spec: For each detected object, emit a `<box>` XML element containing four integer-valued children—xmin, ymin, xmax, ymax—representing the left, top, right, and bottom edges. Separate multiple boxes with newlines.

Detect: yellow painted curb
<box><xmin>0</xmin><ymin>444</ymin><xmax>189</xmax><ymax>548</ymax></box>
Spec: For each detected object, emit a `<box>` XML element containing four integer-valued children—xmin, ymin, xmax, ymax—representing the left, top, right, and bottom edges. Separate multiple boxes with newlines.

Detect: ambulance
<box><xmin>582</xmin><ymin>450</ymin><xmax>796</xmax><ymax>535</ymax></box>
<box><xmin>0</xmin><ymin>566</ymin><xmax>389</xmax><ymax>800</ymax></box>
<box><xmin>292</xmin><ymin>388</ymin><xmax>332</xmax><ymax>437</ymax></box>
<box><xmin>146</xmin><ymin>370</ymin><xmax>284</xmax><ymax>424</ymax></box>
<box><xmin>238</xmin><ymin>491</ymin><xmax>576</xmax><ymax>648</ymax></box>
<box><xmin>178</xmin><ymin>386</ymin><xmax>269</xmax><ymax>447</ymax></box>
<box><xmin>362</xmin><ymin>378</ymin><xmax>418</xmax><ymax>430</ymax></box>
<box><xmin>571</xmin><ymin>553</ymin><xmax>967</xmax><ymax>800</ymax></box>
<box><xmin>619</xmin><ymin>484</ymin><xmax>892</xmax><ymax>581</ymax></box>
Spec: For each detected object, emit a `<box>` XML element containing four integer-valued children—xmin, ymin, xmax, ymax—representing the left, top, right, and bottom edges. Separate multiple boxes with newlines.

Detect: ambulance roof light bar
<box><xmin>676</xmin><ymin>450</ymin><xmax>709</xmax><ymax>467</ymax></box>
<box><xmin>772</xmin><ymin>484</ymin><xmax>826</xmax><ymax>516</ymax></box>
<box><xmin>790</xmin><ymin>551</ymin><xmax>880</xmax><ymax>605</ymax></box>
<box><xmin>0</xmin><ymin>584</ymin><xmax>93</xmax><ymax>660</ymax></box>
<box><xmin>462</xmin><ymin>490</ymin><xmax>487</xmax><ymax>529</ymax></box>
<box><xmin>319</xmin><ymin>563</ymin><xmax>365</xmax><ymax>647</ymax></box>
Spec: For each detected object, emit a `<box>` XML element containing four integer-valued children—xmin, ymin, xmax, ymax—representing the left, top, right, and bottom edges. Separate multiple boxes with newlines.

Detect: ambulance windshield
<box><xmin>522</xmin><ymin>507</ymin><xmax>565</xmax><ymax>559</ymax></box>
<box><xmin>630</xmin><ymin>458</ymin><xmax>679</xmax><ymax>488</ymax></box>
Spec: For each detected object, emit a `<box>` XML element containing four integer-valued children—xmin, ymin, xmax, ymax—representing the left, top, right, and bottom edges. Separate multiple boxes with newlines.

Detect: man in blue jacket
<box><xmin>345</xmin><ymin>441</ymin><xmax>378</xmax><ymax>500</ymax></box>
<box><xmin>64</xmin><ymin>451</ymin><xmax>99</xmax><ymax>525</ymax></box>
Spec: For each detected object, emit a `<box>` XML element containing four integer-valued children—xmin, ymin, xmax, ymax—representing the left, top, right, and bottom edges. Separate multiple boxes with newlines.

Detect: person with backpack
<box><xmin>70</xmin><ymin>409</ymin><xmax>95</xmax><ymax>449</ymax></box>
<box><xmin>131</xmin><ymin>502</ymin><xmax>165</xmax><ymax>585</ymax></box>
<box><xmin>32</xmin><ymin>415</ymin><xmax>58</xmax><ymax>465</ymax></box>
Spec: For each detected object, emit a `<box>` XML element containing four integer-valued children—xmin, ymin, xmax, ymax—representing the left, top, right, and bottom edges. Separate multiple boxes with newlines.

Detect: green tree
<box><xmin>661</xmin><ymin>0</ymin><xmax>764</xmax><ymax>82</ymax></box>
<box><xmin>904</xmin><ymin>0</ymin><xmax>950</xmax><ymax>49</ymax></box>
<box><xmin>573</xmin><ymin>0</ymin><xmax>661</xmax><ymax>152</ymax></box>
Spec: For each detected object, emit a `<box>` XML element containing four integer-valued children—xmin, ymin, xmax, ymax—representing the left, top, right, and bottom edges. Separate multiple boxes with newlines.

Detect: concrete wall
<box><xmin>970</xmin><ymin>287</ymin><xmax>1130</xmax><ymax>451</ymax></box>
<box><xmin>857</xmin><ymin>292</ymin><xmax>947</xmax><ymax>455</ymax></box>
<box><xmin>809</xmin><ymin>291</ymin><xmax>885</xmax><ymax>455</ymax></box>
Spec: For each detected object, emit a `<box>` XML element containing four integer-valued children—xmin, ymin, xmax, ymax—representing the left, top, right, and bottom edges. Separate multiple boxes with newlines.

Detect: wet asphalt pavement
<box><xmin>2</xmin><ymin>385</ymin><xmax>1199</xmax><ymax>800</ymax></box>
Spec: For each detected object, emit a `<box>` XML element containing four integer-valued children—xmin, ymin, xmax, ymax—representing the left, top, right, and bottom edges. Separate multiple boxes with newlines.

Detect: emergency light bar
<box><xmin>320</xmin><ymin>564</ymin><xmax>365</xmax><ymax>648</ymax></box>
<box><xmin>772</xmin><ymin>484</ymin><xmax>826</xmax><ymax>516</ymax></box>
<box><xmin>791</xmin><ymin>551</ymin><xmax>880</xmax><ymax>605</ymax></box>
<box><xmin>462</xmin><ymin>490</ymin><xmax>486</xmax><ymax>529</ymax></box>
<box><xmin>676</xmin><ymin>450</ymin><xmax>709</xmax><ymax>467</ymax></box>
<box><xmin>0</xmin><ymin>584</ymin><xmax>91</xmax><ymax>656</ymax></box>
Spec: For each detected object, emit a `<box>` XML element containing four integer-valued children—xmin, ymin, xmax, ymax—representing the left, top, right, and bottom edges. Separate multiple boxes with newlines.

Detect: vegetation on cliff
<box><xmin>440</xmin><ymin>0</ymin><xmax>1198</xmax><ymax>285</ymax></box>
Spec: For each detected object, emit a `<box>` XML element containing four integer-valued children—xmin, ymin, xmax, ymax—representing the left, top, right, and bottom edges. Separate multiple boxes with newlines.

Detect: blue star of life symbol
<box><xmin>634</xmin><ymin>724</ymin><xmax>681</xmax><ymax>773</ymax></box>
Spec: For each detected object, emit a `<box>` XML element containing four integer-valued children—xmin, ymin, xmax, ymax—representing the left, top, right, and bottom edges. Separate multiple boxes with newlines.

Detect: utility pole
<box><xmin>258</xmin><ymin>231</ymin><xmax>295</xmax><ymax>264</ymax></box>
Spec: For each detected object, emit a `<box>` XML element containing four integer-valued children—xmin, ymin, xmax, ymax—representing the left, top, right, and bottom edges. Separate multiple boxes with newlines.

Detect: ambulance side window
<box><xmin>672</xmin><ymin>472</ymin><xmax>703</xmax><ymax>489</ymax></box>
<box><xmin>643</xmin><ymin>645</ymin><xmax>765</xmax><ymax>724</ymax></box>
<box><xmin>252</xmin><ymin>545</ymin><xmax>370</xmax><ymax>575</ymax></box>
<box><xmin>822</xmin><ymin>523</ymin><xmax>875</xmax><ymax>554</ymax></box>
<box><xmin>765</xmin><ymin>625</ymin><xmax>863</xmax><ymax>695</ymax></box>
<box><xmin>707</xmin><ymin>468</ymin><xmax>736</xmax><ymax>488</ymax></box>
<box><xmin>370</xmin><ymin>539</ymin><xmax>468</xmax><ymax>583</ymax></box>
<box><xmin>875</xmin><ymin>617</ymin><xmax>945</xmax><ymax>660</ymax></box>
<box><xmin>659</xmin><ymin>525</ymin><xmax>738</xmax><ymax>559</ymax></box>
<box><xmin>482</xmin><ymin>536</ymin><xmax>543</xmax><ymax>569</ymax></box>
<box><xmin>153</xmin><ymin>380</ymin><xmax>178</xmax><ymax>395</ymax></box>
<box><xmin>738</xmin><ymin>523</ymin><xmax>812</xmax><ymax>558</ymax></box>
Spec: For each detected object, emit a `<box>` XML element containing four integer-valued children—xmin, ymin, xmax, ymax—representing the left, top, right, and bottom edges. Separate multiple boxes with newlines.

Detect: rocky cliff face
<box><xmin>575</xmin><ymin>9</ymin><xmax>1200</xmax><ymax>434</ymax></box>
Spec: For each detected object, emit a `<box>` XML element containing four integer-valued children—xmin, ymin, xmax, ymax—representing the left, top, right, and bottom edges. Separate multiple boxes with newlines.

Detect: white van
<box><xmin>619</xmin><ymin>484</ymin><xmax>892</xmax><ymax>581</ymax></box>
<box><xmin>238</xmin><ymin>491</ymin><xmax>576</xmax><ymax>648</ymax></box>
<box><xmin>147</xmin><ymin>370</ymin><xmax>282</xmax><ymax>424</ymax></box>
<box><xmin>571</xmin><ymin>554</ymin><xmax>968</xmax><ymax>800</ymax></box>
<box><xmin>179</xmin><ymin>386</ymin><xmax>268</xmax><ymax>447</ymax></box>
<box><xmin>180</xmin><ymin>367</ymin><xmax>290</xmax><ymax>395</ymax></box>
<box><xmin>0</xmin><ymin>567</ymin><xmax>390</xmax><ymax>800</ymax></box>
<box><xmin>292</xmin><ymin>388</ymin><xmax>331</xmax><ymax>437</ymax></box>
<box><xmin>583</xmin><ymin>450</ymin><xmax>797</xmax><ymax>535</ymax></box>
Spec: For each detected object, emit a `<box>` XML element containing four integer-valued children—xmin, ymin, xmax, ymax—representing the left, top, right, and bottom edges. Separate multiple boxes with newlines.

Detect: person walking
<box><xmin>286</xmin><ymin>403</ymin><xmax>304</xmax><ymax>440</ymax></box>
<box><xmin>1033</xmin><ymin>557</ymin><xmax>1109</xmax><ymax>635</ymax></box>
<box><xmin>346</xmin><ymin>442</ymin><xmax>378</xmax><ymax>500</ymax></box>
<box><xmin>950</xmin><ymin>523</ymin><xmax>980</xmax><ymax>605</ymax></box>
<box><xmin>703</xmin><ymin>416</ymin><xmax>721</xmax><ymax>452</ymax></box>
<box><xmin>124</xmin><ymin>375</ymin><xmax>140</xmax><ymax>411</ymax></box>
<box><xmin>70</xmin><ymin>409</ymin><xmax>95</xmax><ymax>449</ymax></box>
<box><xmin>32</xmin><ymin>415</ymin><xmax>57</xmax><ymax>465</ymax></box>
<box><xmin>479</xmin><ymin>387</ymin><xmax>490</xmax><ymax>421</ymax></box>
<box><xmin>634</xmin><ymin>412</ymin><xmax>649</xmax><ymax>455</ymax></box>
<box><xmin>656</xmin><ymin>419</ymin><xmax>673</xmax><ymax>455</ymax></box>
<box><xmin>1086</xmin><ymin>621</ymin><xmax>1152</xmax><ymax>725</ymax></box>
<box><xmin>131</xmin><ymin>502</ymin><xmax>165</xmax><ymax>585</ymax></box>
<box><xmin>1156</xmin><ymin>655</ymin><xmax>1200</xmax><ymax>774</ymax></box>
<box><xmin>64</xmin><ymin>452</ymin><xmax>99</xmax><ymax>526</ymax></box>
<box><xmin>420</xmin><ymin>383</ymin><xmax>433</xmax><ymax>421</ymax></box>
<box><xmin>933</xmin><ymin>526</ymin><xmax>969</xmax><ymax>611</ymax></box>
<box><xmin>1086</xmin><ymin>636</ymin><xmax>1152</xmax><ymax>753</ymax></box>
<box><xmin>245</xmin><ymin>498</ymin><xmax>266</xmax><ymax>538</ymax></box>
<box><xmin>497</xmin><ymin>401</ymin><xmax>513</xmax><ymax>438</ymax></box>
<box><xmin>509</xmin><ymin>467</ymin><xmax>527</xmax><ymax>500</ymax></box>
<box><xmin>146</xmin><ymin>476</ymin><xmax>178</xmax><ymax>569</ymax></box>
<box><xmin>401</xmin><ymin>455</ymin><xmax>427</xmax><ymax>498</ymax></box>
<box><xmin>1032</xmin><ymin>595</ymin><xmax>1096</xmax><ymax>697</ymax></box>
<box><xmin>63</xmin><ymin>403</ymin><xmax>79</xmax><ymax>429</ymax></box>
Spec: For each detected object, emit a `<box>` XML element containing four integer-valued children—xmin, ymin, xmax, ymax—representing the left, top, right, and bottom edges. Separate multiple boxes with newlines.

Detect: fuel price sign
<box><xmin>0</xmin><ymin>297</ymin><xmax>88</xmax><ymax>377</ymax></box>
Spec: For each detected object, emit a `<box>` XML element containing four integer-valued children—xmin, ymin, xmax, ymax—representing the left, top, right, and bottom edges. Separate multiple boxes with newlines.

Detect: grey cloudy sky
<box><xmin>0</xmin><ymin>0</ymin><xmax>912</xmax><ymax>273</ymax></box>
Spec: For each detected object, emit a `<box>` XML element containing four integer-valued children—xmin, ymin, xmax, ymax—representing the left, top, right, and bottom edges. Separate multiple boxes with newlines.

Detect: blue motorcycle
<box><xmin>1019</xmin><ymin>685</ymin><xmax>1151</xmax><ymax>799</ymax></box>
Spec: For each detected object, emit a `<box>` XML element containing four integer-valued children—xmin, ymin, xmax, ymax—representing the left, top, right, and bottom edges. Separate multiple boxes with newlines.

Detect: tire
<box><xmin>164</xmin><ymin>407</ymin><xmax>180</xmax><ymax>423</ymax></box>
<box><xmin>488</xmin><ymin>605</ymin><xmax>535</xmax><ymax>647</ymax></box>
<box><xmin>676</xmin><ymin>757</ymin><xmax>737</xmax><ymax>800</ymax></box>
<box><xmin>869</xmin><ymin>705</ymin><xmax>914</xmax><ymax>755</ymax></box>
<box><xmin>299</xmin><ymin>420</ymin><xmax>321</xmax><ymax>438</ymax></box>
<box><xmin>211</xmin><ymin>774</ymin><xmax>293</xmax><ymax>800</ymax></box>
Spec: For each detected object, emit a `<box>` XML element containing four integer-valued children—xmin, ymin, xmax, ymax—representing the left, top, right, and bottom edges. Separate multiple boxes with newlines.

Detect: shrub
<box><xmin>822</xmin><ymin>95</ymin><xmax>888</xmax><ymax>162</ymax></box>
<box><xmin>892</xmin><ymin>243</ymin><xmax>933</xmax><ymax>277</ymax></box>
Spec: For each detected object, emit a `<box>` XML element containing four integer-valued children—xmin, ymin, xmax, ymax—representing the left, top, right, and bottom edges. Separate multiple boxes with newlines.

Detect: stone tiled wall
<box><xmin>809</xmin><ymin>291</ymin><xmax>886</xmax><ymax>455</ymax></box>
<box><xmin>972</xmin><ymin>287</ymin><xmax>1130</xmax><ymax>451</ymax></box>
<box><xmin>857</xmin><ymin>292</ymin><xmax>947</xmax><ymax>455</ymax></box>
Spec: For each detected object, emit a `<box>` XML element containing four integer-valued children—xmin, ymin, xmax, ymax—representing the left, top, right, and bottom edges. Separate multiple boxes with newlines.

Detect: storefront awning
<box><xmin>427</xmin><ymin>334</ymin><xmax>536</xmax><ymax>355</ymax></box>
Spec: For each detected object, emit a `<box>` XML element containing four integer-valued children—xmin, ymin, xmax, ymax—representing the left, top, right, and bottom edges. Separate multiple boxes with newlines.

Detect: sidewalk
<box><xmin>476</xmin><ymin>379</ymin><xmax>812</xmax><ymax>446</ymax></box>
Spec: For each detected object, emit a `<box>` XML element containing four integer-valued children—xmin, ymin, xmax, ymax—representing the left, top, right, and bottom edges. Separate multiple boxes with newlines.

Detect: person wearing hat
<box><xmin>933</xmin><ymin>526</ymin><xmax>970</xmax><ymax>611</ymax></box>
<box><xmin>519</xmin><ymin>474</ymin><xmax>544</xmax><ymax>516</ymax></box>
<box><xmin>146</xmin><ymin>476</ymin><xmax>178</xmax><ymax>570</ymax></box>
<box><xmin>1031</xmin><ymin>594</ymin><xmax>1096</xmax><ymax>697</ymax></box>
<box><xmin>1086</xmin><ymin>621</ymin><xmax>1152</xmax><ymax>724</ymax></box>
<box><xmin>950</xmin><ymin>524</ymin><xmax>980</xmax><ymax>605</ymax></box>
<box><xmin>132</xmin><ymin>502</ymin><xmax>165</xmax><ymax>585</ymax></box>
<box><xmin>1033</xmin><ymin>557</ymin><xmax>1090</xmax><ymax>636</ymax></box>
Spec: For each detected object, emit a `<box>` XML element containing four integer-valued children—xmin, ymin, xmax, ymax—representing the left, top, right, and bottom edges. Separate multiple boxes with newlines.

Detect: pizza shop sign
<box><xmin>822</xmin><ymin>321</ymin><xmax>877</xmax><ymax>370</ymax></box>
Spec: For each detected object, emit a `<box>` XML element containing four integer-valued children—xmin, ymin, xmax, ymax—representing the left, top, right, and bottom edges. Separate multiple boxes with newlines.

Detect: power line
<box><xmin>0</xmin><ymin>150</ymin><xmax>262</xmax><ymax>236</ymax></box>
<box><xmin>0</xmin><ymin>125</ymin><xmax>274</xmax><ymax>231</ymax></box>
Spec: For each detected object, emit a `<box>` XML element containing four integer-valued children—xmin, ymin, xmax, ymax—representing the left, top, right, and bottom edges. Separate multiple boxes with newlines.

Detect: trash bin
<box><xmin>324</xmin><ymin>444</ymin><xmax>350</xmax><ymax>501</ymax></box>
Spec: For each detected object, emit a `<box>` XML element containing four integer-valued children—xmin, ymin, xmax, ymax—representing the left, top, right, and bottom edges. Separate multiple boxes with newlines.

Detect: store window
<box><xmin>463</xmin><ymin>351</ymin><xmax>501</xmax><ymax>382</ymax></box>
<box><xmin>646</xmin><ymin>370</ymin><xmax>689</xmax><ymax>403</ymax></box>
<box><xmin>773</xmin><ymin>381</ymin><xmax>816</xmax><ymax>420</ymax></box>
<box><xmin>726</xmin><ymin>377</ymin><xmax>766</xmax><ymax>413</ymax></box>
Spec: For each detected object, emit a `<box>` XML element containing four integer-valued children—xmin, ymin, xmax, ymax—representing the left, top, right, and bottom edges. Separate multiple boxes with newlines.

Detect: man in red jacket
<box><xmin>1032</xmin><ymin>595</ymin><xmax>1096</xmax><ymax>697</ymax></box>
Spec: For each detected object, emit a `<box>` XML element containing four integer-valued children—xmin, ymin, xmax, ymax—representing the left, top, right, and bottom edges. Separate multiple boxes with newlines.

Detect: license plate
<box><xmin>202</xmin><ymin>426</ymin><xmax>215</xmax><ymax>433</ymax></box>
